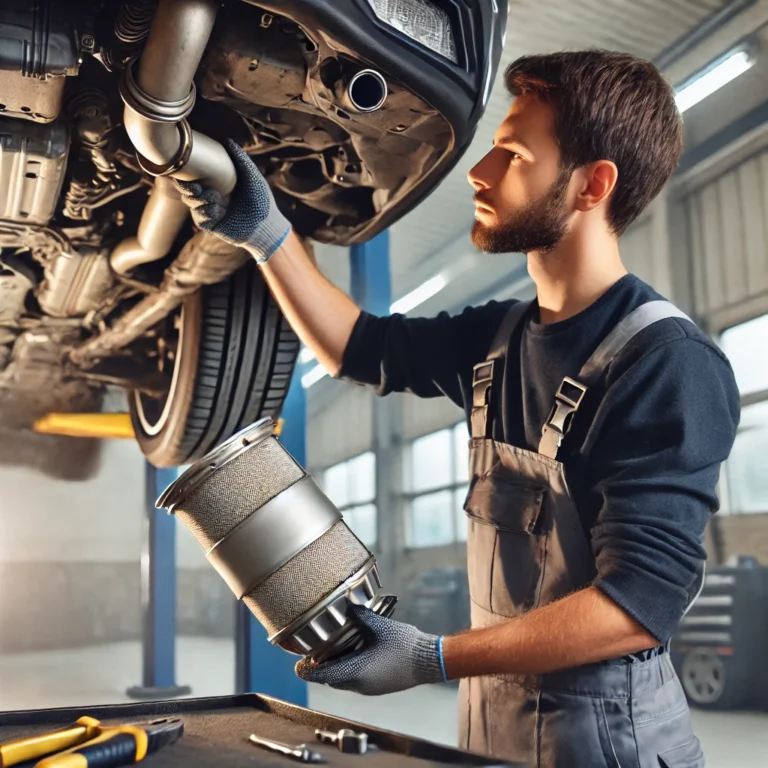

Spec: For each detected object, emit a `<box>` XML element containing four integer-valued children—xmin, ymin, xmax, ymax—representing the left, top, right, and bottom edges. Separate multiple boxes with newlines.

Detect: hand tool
<box><xmin>34</xmin><ymin>717</ymin><xmax>184</xmax><ymax>768</ymax></box>
<box><xmin>315</xmin><ymin>728</ymin><xmax>370</xmax><ymax>755</ymax></box>
<box><xmin>0</xmin><ymin>717</ymin><xmax>102</xmax><ymax>767</ymax></box>
<box><xmin>249</xmin><ymin>734</ymin><xmax>325</xmax><ymax>763</ymax></box>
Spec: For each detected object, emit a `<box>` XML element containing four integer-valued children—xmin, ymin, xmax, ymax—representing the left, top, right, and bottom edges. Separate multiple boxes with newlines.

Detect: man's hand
<box><xmin>174</xmin><ymin>139</ymin><xmax>291</xmax><ymax>263</ymax></box>
<box><xmin>295</xmin><ymin>605</ymin><xmax>447</xmax><ymax>696</ymax></box>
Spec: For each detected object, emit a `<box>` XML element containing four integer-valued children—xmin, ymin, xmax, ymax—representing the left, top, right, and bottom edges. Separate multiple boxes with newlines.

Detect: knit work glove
<box><xmin>295</xmin><ymin>605</ymin><xmax>448</xmax><ymax>696</ymax></box>
<box><xmin>174</xmin><ymin>139</ymin><xmax>291</xmax><ymax>263</ymax></box>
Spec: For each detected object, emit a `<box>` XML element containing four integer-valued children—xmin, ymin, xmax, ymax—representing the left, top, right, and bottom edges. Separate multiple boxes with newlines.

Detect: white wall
<box><xmin>307</xmin><ymin>384</ymin><xmax>374</xmax><ymax>471</ymax></box>
<box><xmin>402</xmin><ymin>392</ymin><xmax>463</xmax><ymax>441</ymax></box>
<box><xmin>0</xmin><ymin>439</ymin><xmax>144</xmax><ymax>564</ymax></box>
<box><xmin>0</xmin><ymin>437</ymin><xmax>210</xmax><ymax>570</ymax></box>
<box><xmin>620</xmin><ymin>195</ymin><xmax>675</xmax><ymax>299</ymax></box>
<box><xmin>686</xmin><ymin>149</ymin><xmax>768</xmax><ymax>329</ymax></box>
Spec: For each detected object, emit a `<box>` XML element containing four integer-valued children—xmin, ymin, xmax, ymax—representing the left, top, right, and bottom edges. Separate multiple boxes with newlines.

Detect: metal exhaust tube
<box><xmin>342</xmin><ymin>69</ymin><xmax>388</xmax><ymax>113</ymax></box>
<box><xmin>113</xmin><ymin>0</ymin><xmax>237</xmax><ymax>276</ymax></box>
<box><xmin>121</xmin><ymin>0</ymin><xmax>236</xmax><ymax>192</ymax></box>
<box><xmin>71</xmin><ymin>232</ymin><xmax>248</xmax><ymax>364</ymax></box>
<box><xmin>110</xmin><ymin>177</ymin><xmax>189</xmax><ymax>275</ymax></box>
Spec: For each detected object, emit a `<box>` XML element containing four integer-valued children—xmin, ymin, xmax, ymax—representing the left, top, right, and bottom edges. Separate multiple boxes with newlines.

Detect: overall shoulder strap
<box><xmin>538</xmin><ymin>300</ymin><xmax>695</xmax><ymax>460</ymax></box>
<box><xmin>470</xmin><ymin>301</ymin><xmax>532</xmax><ymax>439</ymax></box>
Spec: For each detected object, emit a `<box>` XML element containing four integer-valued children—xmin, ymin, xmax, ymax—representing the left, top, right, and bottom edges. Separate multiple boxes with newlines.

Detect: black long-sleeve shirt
<box><xmin>339</xmin><ymin>274</ymin><xmax>741</xmax><ymax>642</ymax></box>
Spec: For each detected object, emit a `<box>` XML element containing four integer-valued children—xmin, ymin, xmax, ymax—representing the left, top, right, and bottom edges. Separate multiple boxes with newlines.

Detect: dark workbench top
<box><xmin>0</xmin><ymin>694</ymin><xmax>521</xmax><ymax>767</ymax></box>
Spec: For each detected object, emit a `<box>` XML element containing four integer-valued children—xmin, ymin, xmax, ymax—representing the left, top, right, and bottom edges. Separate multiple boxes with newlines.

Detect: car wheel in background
<box><xmin>680</xmin><ymin>648</ymin><xmax>751</xmax><ymax>710</ymax></box>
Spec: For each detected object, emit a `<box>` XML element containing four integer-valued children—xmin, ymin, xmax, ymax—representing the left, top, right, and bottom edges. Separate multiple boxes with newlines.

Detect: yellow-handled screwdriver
<box><xmin>35</xmin><ymin>718</ymin><xmax>184</xmax><ymax>768</ymax></box>
<box><xmin>0</xmin><ymin>717</ymin><xmax>102</xmax><ymax>767</ymax></box>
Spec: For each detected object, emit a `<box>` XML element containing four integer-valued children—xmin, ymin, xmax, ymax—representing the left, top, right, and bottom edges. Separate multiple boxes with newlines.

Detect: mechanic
<box><xmin>175</xmin><ymin>50</ymin><xmax>740</xmax><ymax>767</ymax></box>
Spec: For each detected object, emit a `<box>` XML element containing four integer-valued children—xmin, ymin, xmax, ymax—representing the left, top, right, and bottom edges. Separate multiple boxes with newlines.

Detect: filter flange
<box><xmin>270</xmin><ymin>558</ymin><xmax>396</xmax><ymax>663</ymax></box>
<box><xmin>156</xmin><ymin>417</ymin><xmax>276</xmax><ymax>512</ymax></box>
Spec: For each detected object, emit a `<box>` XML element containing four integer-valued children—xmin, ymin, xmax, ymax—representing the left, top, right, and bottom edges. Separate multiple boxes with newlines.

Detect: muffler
<box><xmin>157</xmin><ymin>418</ymin><xmax>397</xmax><ymax>663</ymax></box>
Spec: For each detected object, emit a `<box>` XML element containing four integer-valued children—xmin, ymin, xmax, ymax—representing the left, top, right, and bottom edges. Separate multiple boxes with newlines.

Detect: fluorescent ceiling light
<box><xmin>299</xmin><ymin>346</ymin><xmax>316</xmax><ymax>364</ymax></box>
<box><xmin>302</xmin><ymin>364</ymin><xmax>328</xmax><ymax>389</ymax></box>
<box><xmin>390</xmin><ymin>273</ymin><xmax>449</xmax><ymax>314</ymax></box>
<box><xmin>675</xmin><ymin>49</ymin><xmax>754</xmax><ymax>113</ymax></box>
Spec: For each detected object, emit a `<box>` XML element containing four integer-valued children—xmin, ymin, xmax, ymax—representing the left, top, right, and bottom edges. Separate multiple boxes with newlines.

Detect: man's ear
<box><xmin>572</xmin><ymin>160</ymin><xmax>618</xmax><ymax>213</ymax></box>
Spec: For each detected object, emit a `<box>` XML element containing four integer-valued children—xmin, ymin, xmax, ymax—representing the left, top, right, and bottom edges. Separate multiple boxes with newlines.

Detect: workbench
<box><xmin>0</xmin><ymin>694</ymin><xmax>523</xmax><ymax>767</ymax></box>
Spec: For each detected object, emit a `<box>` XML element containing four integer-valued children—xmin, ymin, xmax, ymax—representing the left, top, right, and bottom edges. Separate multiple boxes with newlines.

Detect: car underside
<box><xmin>0</xmin><ymin>0</ymin><xmax>505</xmax><ymax>477</ymax></box>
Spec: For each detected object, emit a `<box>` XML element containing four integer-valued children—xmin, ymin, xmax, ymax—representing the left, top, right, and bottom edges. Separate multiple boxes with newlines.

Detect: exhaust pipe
<box><xmin>340</xmin><ymin>69</ymin><xmax>388</xmax><ymax>113</ymax></box>
<box><xmin>112</xmin><ymin>0</ymin><xmax>237</xmax><ymax>276</ymax></box>
<box><xmin>110</xmin><ymin>177</ymin><xmax>189</xmax><ymax>275</ymax></box>
<box><xmin>72</xmin><ymin>233</ymin><xmax>248</xmax><ymax>364</ymax></box>
<box><xmin>69</xmin><ymin>0</ymin><xmax>246</xmax><ymax>365</ymax></box>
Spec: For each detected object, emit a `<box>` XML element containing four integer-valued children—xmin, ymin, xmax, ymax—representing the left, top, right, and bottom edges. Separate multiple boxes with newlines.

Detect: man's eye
<box><xmin>508</xmin><ymin>151</ymin><xmax>521</xmax><ymax>161</ymax></box>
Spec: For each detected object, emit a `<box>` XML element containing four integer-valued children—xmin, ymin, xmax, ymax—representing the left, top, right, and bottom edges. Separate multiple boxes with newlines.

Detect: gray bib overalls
<box><xmin>459</xmin><ymin>300</ymin><xmax>706</xmax><ymax>768</ymax></box>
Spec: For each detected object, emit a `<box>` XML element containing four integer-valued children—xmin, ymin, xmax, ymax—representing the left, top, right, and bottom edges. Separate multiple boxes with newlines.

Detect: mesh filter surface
<box><xmin>175</xmin><ymin>437</ymin><xmax>304</xmax><ymax>550</ymax></box>
<box><xmin>244</xmin><ymin>520</ymin><xmax>370</xmax><ymax>635</ymax></box>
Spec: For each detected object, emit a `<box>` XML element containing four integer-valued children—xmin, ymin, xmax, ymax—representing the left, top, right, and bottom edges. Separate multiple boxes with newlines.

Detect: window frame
<box><xmin>404</xmin><ymin>422</ymin><xmax>469</xmax><ymax>549</ymax></box>
<box><xmin>316</xmin><ymin>452</ymin><xmax>378</xmax><ymax>547</ymax></box>
<box><xmin>718</xmin><ymin>313</ymin><xmax>768</xmax><ymax>516</ymax></box>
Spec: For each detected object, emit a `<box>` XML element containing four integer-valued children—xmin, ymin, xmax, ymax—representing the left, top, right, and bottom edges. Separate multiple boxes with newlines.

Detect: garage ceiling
<box><xmin>387</xmin><ymin>0</ymin><xmax>732</xmax><ymax>299</ymax></box>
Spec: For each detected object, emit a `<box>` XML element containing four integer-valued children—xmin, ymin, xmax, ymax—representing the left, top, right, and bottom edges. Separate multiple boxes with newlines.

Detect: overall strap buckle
<box><xmin>469</xmin><ymin>301</ymin><xmax>533</xmax><ymax>440</ymax></box>
<box><xmin>470</xmin><ymin>360</ymin><xmax>496</xmax><ymax>439</ymax></box>
<box><xmin>537</xmin><ymin>300</ymin><xmax>696</xmax><ymax>462</ymax></box>
<box><xmin>538</xmin><ymin>377</ymin><xmax>588</xmax><ymax>459</ymax></box>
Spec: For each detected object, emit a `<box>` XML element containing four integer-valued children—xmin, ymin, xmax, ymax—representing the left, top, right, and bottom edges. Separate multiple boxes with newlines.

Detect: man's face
<box><xmin>468</xmin><ymin>95</ymin><xmax>572</xmax><ymax>254</ymax></box>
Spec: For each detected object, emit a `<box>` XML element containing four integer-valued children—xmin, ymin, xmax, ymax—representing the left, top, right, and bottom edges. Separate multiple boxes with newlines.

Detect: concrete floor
<box><xmin>0</xmin><ymin>638</ymin><xmax>766</xmax><ymax>766</ymax></box>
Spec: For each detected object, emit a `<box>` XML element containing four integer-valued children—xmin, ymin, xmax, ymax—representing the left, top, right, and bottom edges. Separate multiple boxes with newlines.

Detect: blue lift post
<box><xmin>351</xmin><ymin>231</ymin><xmax>392</xmax><ymax>315</ymax></box>
<box><xmin>234</xmin><ymin>371</ymin><xmax>309</xmax><ymax>704</ymax></box>
<box><xmin>127</xmin><ymin>464</ymin><xmax>191</xmax><ymax>699</ymax></box>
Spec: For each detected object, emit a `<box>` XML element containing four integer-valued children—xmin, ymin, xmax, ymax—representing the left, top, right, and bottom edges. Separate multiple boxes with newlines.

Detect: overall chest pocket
<box><xmin>464</xmin><ymin>464</ymin><xmax>547</xmax><ymax>617</ymax></box>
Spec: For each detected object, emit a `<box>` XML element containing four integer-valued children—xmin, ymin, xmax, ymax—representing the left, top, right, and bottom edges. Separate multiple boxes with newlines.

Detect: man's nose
<box><xmin>468</xmin><ymin>150</ymin><xmax>496</xmax><ymax>192</ymax></box>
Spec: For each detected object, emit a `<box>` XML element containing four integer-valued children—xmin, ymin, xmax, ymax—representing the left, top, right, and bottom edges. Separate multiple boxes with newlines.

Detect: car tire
<box><xmin>679</xmin><ymin>648</ymin><xmax>752</xmax><ymax>710</ymax></box>
<box><xmin>129</xmin><ymin>261</ymin><xmax>299</xmax><ymax>467</ymax></box>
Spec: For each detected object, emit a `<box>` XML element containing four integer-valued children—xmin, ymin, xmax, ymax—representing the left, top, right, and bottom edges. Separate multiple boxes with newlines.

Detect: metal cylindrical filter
<box><xmin>156</xmin><ymin>417</ymin><xmax>396</xmax><ymax>661</ymax></box>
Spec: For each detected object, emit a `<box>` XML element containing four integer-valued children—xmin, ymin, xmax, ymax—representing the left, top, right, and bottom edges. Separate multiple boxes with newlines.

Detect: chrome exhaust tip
<box><xmin>346</xmin><ymin>69</ymin><xmax>388</xmax><ymax>113</ymax></box>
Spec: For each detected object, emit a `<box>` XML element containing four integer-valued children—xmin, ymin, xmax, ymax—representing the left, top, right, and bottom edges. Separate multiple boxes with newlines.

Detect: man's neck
<box><xmin>527</xmin><ymin>229</ymin><xmax>626</xmax><ymax>325</ymax></box>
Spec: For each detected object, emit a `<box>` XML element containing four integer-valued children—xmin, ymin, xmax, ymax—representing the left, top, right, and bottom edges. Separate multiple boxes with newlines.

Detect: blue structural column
<box><xmin>127</xmin><ymin>464</ymin><xmax>191</xmax><ymax>699</ymax></box>
<box><xmin>234</xmin><ymin>372</ymin><xmax>308</xmax><ymax>704</ymax></box>
<box><xmin>351</xmin><ymin>231</ymin><xmax>391</xmax><ymax>315</ymax></box>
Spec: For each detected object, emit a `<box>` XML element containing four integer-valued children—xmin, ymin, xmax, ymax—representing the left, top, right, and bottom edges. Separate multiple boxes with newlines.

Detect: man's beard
<box><xmin>471</xmin><ymin>169</ymin><xmax>572</xmax><ymax>254</ymax></box>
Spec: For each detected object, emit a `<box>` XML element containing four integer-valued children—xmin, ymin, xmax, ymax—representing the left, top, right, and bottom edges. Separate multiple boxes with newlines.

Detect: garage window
<box><xmin>318</xmin><ymin>452</ymin><xmax>377</xmax><ymax>547</ymax></box>
<box><xmin>405</xmin><ymin>423</ymin><xmax>470</xmax><ymax>548</ymax></box>
<box><xmin>720</xmin><ymin>314</ymin><xmax>768</xmax><ymax>515</ymax></box>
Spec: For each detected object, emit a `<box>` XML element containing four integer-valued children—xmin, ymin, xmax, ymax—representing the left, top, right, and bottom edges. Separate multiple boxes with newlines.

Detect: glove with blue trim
<box><xmin>174</xmin><ymin>139</ymin><xmax>291</xmax><ymax>263</ymax></box>
<box><xmin>295</xmin><ymin>604</ymin><xmax>448</xmax><ymax>696</ymax></box>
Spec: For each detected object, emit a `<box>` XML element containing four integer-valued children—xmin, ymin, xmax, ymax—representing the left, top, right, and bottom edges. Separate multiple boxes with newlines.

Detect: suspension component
<box><xmin>63</xmin><ymin>89</ymin><xmax>143</xmax><ymax>220</ymax></box>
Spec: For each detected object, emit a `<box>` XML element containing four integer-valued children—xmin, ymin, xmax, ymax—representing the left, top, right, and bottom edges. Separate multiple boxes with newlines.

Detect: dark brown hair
<box><xmin>505</xmin><ymin>50</ymin><xmax>683</xmax><ymax>236</ymax></box>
